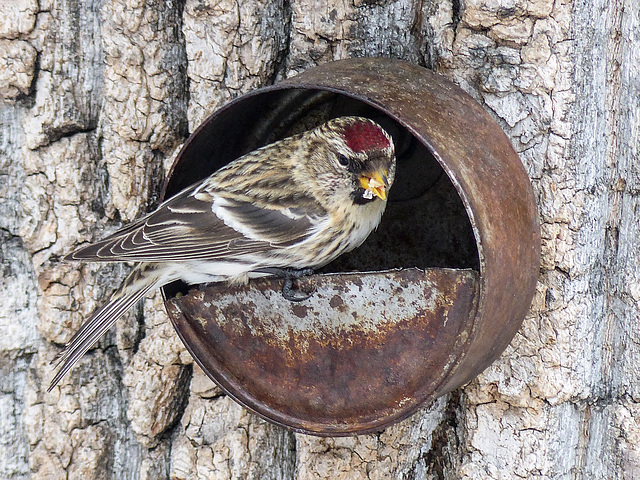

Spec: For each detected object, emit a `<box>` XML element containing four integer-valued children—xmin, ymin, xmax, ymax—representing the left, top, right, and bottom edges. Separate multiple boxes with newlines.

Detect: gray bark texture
<box><xmin>1</xmin><ymin>0</ymin><xmax>639</xmax><ymax>478</ymax></box>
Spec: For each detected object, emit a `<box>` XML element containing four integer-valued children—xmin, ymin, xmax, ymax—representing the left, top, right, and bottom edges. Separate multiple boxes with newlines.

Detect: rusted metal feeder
<box><xmin>161</xmin><ymin>58</ymin><xmax>540</xmax><ymax>436</ymax></box>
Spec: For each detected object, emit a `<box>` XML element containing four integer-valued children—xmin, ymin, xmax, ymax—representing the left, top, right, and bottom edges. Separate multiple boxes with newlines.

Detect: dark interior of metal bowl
<box><xmin>161</xmin><ymin>89</ymin><xmax>479</xmax><ymax>299</ymax></box>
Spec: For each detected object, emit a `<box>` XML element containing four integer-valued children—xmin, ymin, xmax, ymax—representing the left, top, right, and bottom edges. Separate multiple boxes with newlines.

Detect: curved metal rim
<box><xmin>161</xmin><ymin>58</ymin><xmax>541</xmax><ymax>434</ymax></box>
<box><xmin>162</xmin><ymin>85</ymin><xmax>481</xmax><ymax>433</ymax></box>
<box><xmin>167</xmin><ymin>268</ymin><xmax>480</xmax><ymax>436</ymax></box>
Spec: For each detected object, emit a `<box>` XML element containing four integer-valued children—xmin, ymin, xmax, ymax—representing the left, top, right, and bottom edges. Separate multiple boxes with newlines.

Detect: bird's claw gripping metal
<box><xmin>277</xmin><ymin>268</ymin><xmax>315</xmax><ymax>302</ymax></box>
<box><xmin>255</xmin><ymin>267</ymin><xmax>315</xmax><ymax>302</ymax></box>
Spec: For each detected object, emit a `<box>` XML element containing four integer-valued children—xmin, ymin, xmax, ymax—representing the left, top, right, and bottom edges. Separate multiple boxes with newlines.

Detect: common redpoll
<box><xmin>49</xmin><ymin>116</ymin><xmax>396</xmax><ymax>390</ymax></box>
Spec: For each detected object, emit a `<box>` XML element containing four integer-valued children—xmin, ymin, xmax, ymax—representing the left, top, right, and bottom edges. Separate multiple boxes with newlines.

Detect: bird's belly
<box><xmin>175</xmin><ymin>260</ymin><xmax>257</xmax><ymax>285</ymax></box>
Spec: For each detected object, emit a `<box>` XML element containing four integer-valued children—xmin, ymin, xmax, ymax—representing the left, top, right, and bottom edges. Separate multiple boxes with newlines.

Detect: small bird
<box><xmin>49</xmin><ymin>116</ymin><xmax>396</xmax><ymax>391</ymax></box>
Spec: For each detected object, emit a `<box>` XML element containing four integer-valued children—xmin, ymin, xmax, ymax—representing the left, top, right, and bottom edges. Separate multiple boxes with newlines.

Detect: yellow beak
<box><xmin>359</xmin><ymin>170</ymin><xmax>389</xmax><ymax>201</ymax></box>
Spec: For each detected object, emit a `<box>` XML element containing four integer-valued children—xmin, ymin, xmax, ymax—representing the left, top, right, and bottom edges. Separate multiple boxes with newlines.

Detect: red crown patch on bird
<box><xmin>341</xmin><ymin>120</ymin><xmax>391</xmax><ymax>152</ymax></box>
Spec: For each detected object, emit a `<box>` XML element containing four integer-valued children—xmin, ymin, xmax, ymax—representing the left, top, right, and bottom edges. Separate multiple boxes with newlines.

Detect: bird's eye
<box><xmin>337</xmin><ymin>154</ymin><xmax>350</xmax><ymax>167</ymax></box>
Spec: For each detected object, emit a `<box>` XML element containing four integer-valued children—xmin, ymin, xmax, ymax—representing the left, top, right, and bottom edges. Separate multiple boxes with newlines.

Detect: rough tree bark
<box><xmin>1</xmin><ymin>0</ymin><xmax>639</xmax><ymax>478</ymax></box>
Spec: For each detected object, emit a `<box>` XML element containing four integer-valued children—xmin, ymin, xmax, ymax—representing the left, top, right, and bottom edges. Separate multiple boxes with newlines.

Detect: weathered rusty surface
<box><xmin>277</xmin><ymin>59</ymin><xmax>541</xmax><ymax>392</ymax></box>
<box><xmin>168</xmin><ymin>268</ymin><xmax>479</xmax><ymax>435</ymax></box>
<box><xmin>161</xmin><ymin>58</ymin><xmax>541</xmax><ymax>435</ymax></box>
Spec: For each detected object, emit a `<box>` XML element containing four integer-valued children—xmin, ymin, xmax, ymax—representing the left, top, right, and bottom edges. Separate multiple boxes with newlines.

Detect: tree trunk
<box><xmin>1</xmin><ymin>0</ymin><xmax>638</xmax><ymax>478</ymax></box>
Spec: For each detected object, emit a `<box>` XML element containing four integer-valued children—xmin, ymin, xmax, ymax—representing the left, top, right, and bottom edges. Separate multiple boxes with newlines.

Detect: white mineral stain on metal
<box><xmin>204</xmin><ymin>269</ymin><xmax>473</xmax><ymax>343</ymax></box>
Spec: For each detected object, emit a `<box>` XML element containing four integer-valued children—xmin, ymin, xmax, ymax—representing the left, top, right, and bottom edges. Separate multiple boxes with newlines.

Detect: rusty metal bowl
<box><xmin>161</xmin><ymin>58</ymin><xmax>540</xmax><ymax>436</ymax></box>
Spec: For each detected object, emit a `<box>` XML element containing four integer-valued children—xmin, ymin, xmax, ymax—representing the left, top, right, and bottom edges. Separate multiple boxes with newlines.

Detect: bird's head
<box><xmin>306</xmin><ymin>117</ymin><xmax>396</xmax><ymax>207</ymax></box>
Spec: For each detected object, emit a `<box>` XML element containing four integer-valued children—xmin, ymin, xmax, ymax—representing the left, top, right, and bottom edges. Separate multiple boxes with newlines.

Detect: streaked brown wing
<box><xmin>65</xmin><ymin>182</ymin><xmax>321</xmax><ymax>263</ymax></box>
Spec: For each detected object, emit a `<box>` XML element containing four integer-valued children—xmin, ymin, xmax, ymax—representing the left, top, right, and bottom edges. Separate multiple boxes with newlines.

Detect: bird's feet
<box><xmin>254</xmin><ymin>267</ymin><xmax>315</xmax><ymax>302</ymax></box>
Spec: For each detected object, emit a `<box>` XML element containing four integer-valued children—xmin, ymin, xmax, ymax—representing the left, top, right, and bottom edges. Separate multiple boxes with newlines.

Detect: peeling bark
<box><xmin>1</xmin><ymin>0</ymin><xmax>639</xmax><ymax>478</ymax></box>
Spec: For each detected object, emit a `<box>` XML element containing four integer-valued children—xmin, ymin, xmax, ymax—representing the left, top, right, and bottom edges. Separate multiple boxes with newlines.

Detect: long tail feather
<box><xmin>48</xmin><ymin>265</ymin><xmax>167</xmax><ymax>391</ymax></box>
